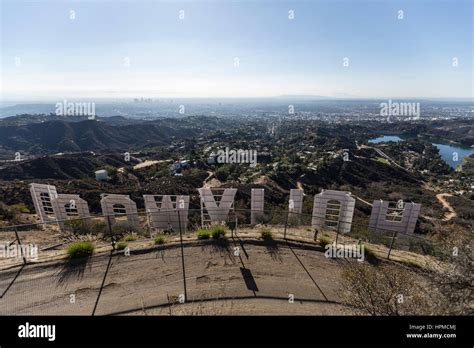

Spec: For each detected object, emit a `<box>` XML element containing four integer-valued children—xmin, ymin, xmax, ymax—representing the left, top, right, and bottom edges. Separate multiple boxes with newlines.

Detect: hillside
<box><xmin>0</xmin><ymin>116</ymin><xmax>468</xmax><ymax>226</ymax></box>
<box><xmin>0</xmin><ymin>117</ymin><xmax>219</xmax><ymax>159</ymax></box>
<box><xmin>0</xmin><ymin>153</ymin><xmax>129</xmax><ymax>180</ymax></box>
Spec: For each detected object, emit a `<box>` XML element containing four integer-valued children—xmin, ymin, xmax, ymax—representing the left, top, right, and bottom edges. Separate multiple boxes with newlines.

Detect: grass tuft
<box><xmin>260</xmin><ymin>228</ymin><xmax>273</xmax><ymax>240</ymax></box>
<box><xmin>154</xmin><ymin>235</ymin><xmax>166</xmax><ymax>245</ymax></box>
<box><xmin>67</xmin><ymin>241</ymin><xmax>95</xmax><ymax>259</ymax></box>
<box><xmin>319</xmin><ymin>236</ymin><xmax>332</xmax><ymax>248</ymax></box>
<box><xmin>196</xmin><ymin>229</ymin><xmax>211</xmax><ymax>240</ymax></box>
<box><xmin>116</xmin><ymin>241</ymin><xmax>128</xmax><ymax>251</ymax></box>
<box><xmin>122</xmin><ymin>234</ymin><xmax>137</xmax><ymax>242</ymax></box>
<box><xmin>211</xmin><ymin>225</ymin><xmax>226</xmax><ymax>239</ymax></box>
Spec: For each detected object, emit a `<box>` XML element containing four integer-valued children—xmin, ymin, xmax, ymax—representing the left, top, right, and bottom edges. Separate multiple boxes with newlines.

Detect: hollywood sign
<box><xmin>29</xmin><ymin>184</ymin><xmax>421</xmax><ymax>234</ymax></box>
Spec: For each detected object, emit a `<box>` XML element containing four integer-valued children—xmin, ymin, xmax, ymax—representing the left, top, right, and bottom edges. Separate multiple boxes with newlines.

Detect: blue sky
<box><xmin>0</xmin><ymin>0</ymin><xmax>472</xmax><ymax>100</ymax></box>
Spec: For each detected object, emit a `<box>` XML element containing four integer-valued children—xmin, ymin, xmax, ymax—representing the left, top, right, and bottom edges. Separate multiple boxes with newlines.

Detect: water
<box><xmin>368</xmin><ymin>135</ymin><xmax>474</xmax><ymax>169</ymax></box>
<box><xmin>432</xmin><ymin>143</ymin><xmax>474</xmax><ymax>169</ymax></box>
<box><xmin>368</xmin><ymin>135</ymin><xmax>403</xmax><ymax>143</ymax></box>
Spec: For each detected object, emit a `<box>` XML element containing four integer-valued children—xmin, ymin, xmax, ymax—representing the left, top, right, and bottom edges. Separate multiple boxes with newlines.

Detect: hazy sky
<box><xmin>1</xmin><ymin>0</ymin><xmax>472</xmax><ymax>100</ymax></box>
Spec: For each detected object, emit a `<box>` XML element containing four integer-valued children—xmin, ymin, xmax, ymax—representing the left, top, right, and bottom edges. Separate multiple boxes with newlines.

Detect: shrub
<box><xmin>154</xmin><ymin>235</ymin><xmax>166</xmax><ymax>245</ymax></box>
<box><xmin>122</xmin><ymin>234</ymin><xmax>137</xmax><ymax>242</ymax></box>
<box><xmin>287</xmin><ymin>215</ymin><xmax>300</xmax><ymax>226</ymax></box>
<box><xmin>429</xmin><ymin>224</ymin><xmax>472</xmax><ymax>314</ymax></box>
<box><xmin>116</xmin><ymin>242</ymin><xmax>128</xmax><ymax>251</ymax></box>
<box><xmin>112</xmin><ymin>222</ymin><xmax>141</xmax><ymax>236</ymax></box>
<box><xmin>10</xmin><ymin>204</ymin><xmax>30</xmax><ymax>214</ymax></box>
<box><xmin>196</xmin><ymin>229</ymin><xmax>211</xmax><ymax>240</ymax></box>
<box><xmin>361</xmin><ymin>245</ymin><xmax>380</xmax><ymax>264</ymax></box>
<box><xmin>91</xmin><ymin>221</ymin><xmax>107</xmax><ymax>235</ymax></box>
<box><xmin>102</xmin><ymin>222</ymin><xmax>141</xmax><ymax>242</ymax></box>
<box><xmin>270</xmin><ymin>212</ymin><xmax>284</xmax><ymax>225</ymax></box>
<box><xmin>67</xmin><ymin>241</ymin><xmax>95</xmax><ymax>259</ymax></box>
<box><xmin>0</xmin><ymin>203</ymin><xmax>17</xmax><ymax>222</ymax></box>
<box><xmin>364</xmin><ymin>245</ymin><xmax>376</xmax><ymax>256</ymax></box>
<box><xmin>347</xmin><ymin>225</ymin><xmax>371</xmax><ymax>241</ymax></box>
<box><xmin>408</xmin><ymin>238</ymin><xmax>435</xmax><ymax>256</ymax></box>
<box><xmin>260</xmin><ymin>228</ymin><xmax>273</xmax><ymax>240</ymax></box>
<box><xmin>340</xmin><ymin>262</ymin><xmax>431</xmax><ymax>315</ymax></box>
<box><xmin>215</xmin><ymin>165</ymin><xmax>230</xmax><ymax>181</ymax></box>
<box><xmin>319</xmin><ymin>236</ymin><xmax>332</xmax><ymax>248</ymax></box>
<box><xmin>65</xmin><ymin>219</ymin><xmax>91</xmax><ymax>235</ymax></box>
<box><xmin>211</xmin><ymin>225</ymin><xmax>226</xmax><ymax>239</ymax></box>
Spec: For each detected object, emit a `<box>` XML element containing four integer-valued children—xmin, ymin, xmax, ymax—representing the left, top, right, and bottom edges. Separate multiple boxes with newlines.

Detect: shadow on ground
<box><xmin>55</xmin><ymin>256</ymin><xmax>93</xmax><ymax>286</ymax></box>
<box><xmin>203</xmin><ymin>239</ymin><xmax>236</xmax><ymax>264</ymax></box>
<box><xmin>263</xmin><ymin>238</ymin><xmax>282</xmax><ymax>262</ymax></box>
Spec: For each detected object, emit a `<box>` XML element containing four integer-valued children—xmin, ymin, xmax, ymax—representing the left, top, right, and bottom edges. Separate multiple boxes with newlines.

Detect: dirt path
<box><xmin>117</xmin><ymin>159</ymin><xmax>170</xmax><ymax>173</ymax></box>
<box><xmin>202</xmin><ymin>171</ymin><xmax>221</xmax><ymax>188</ymax></box>
<box><xmin>133</xmin><ymin>159</ymin><xmax>169</xmax><ymax>170</ymax></box>
<box><xmin>436</xmin><ymin>193</ymin><xmax>457</xmax><ymax>221</ymax></box>
<box><xmin>352</xmin><ymin>194</ymin><xmax>373</xmax><ymax>207</ymax></box>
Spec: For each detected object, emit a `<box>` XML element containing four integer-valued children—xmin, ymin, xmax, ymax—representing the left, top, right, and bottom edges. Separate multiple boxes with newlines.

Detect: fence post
<box><xmin>178</xmin><ymin>210</ymin><xmax>187</xmax><ymax>302</ymax></box>
<box><xmin>106</xmin><ymin>215</ymin><xmax>115</xmax><ymax>251</ymax></box>
<box><xmin>335</xmin><ymin>223</ymin><xmax>341</xmax><ymax>245</ymax></box>
<box><xmin>235</xmin><ymin>214</ymin><xmax>238</xmax><ymax>236</ymax></box>
<box><xmin>283</xmin><ymin>210</ymin><xmax>289</xmax><ymax>240</ymax></box>
<box><xmin>387</xmin><ymin>231</ymin><xmax>398</xmax><ymax>259</ymax></box>
<box><xmin>230</xmin><ymin>214</ymin><xmax>235</xmax><ymax>239</ymax></box>
<box><xmin>14</xmin><ymin>226</ymin><xmax>27</xmax><ymax>265</ymax></box>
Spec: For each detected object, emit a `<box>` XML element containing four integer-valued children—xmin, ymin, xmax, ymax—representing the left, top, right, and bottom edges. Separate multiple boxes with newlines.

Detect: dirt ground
<box><xmin>0</xmin><ymin>219</ymin><xmax>439</xmax><ymax>315</ymax></box>
<box><xmin>0</xmin><ymin>239</ymin><xmax>348</xmax><ymax>315</ymax></box>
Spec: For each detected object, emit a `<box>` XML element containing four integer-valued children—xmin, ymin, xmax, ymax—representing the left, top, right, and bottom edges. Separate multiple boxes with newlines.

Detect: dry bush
<box><xmin>340</xmin><ymin>261</ymin><xmax>433</xmax><ymax>315</ymax></box>
<box><xmin>429</xmin><ymin>223</ymin><xmax>473</xmax><ymax>315</ymax></box>
<box><xmin>341</xmin><ymin>223</ymin><xmax>473</xmax><ymax>316</ymax></box>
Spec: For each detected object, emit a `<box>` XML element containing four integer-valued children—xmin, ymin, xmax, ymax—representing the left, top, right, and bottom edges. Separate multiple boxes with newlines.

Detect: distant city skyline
<box><xmin>1</xmin><ymin>0</ymin><xmax>472</xmax><ymax>100</ymax></box>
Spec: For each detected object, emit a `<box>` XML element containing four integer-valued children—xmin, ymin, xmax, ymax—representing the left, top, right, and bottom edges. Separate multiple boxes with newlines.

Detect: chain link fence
<box><xmin>0</xmin><ymin>208</ymin><xmax>446</xmax><ymax>315</ymax></box>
